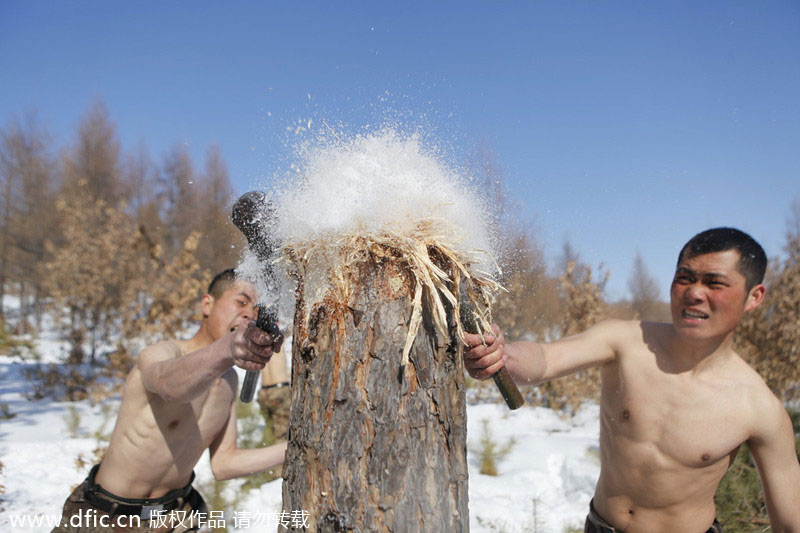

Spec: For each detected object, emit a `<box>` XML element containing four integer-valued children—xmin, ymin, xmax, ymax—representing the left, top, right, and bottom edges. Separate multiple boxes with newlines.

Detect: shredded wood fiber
<box><xmin>282</xmin><ymin>219</ymin><xmax>503</xmax><ymax>368</ymax></box>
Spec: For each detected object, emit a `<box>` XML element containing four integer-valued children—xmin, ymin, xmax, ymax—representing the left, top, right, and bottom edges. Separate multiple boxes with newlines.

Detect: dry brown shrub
<box><xmin>118</xmin><ymin>229</ymin><xmax>208</xmax><ymax>346</ymax></box>
<box><xmin>44</xmin><ymin>179</ymin><xmax>144</xmax><ymax>363</ymax></box>
<box><xmin>74</xmin><ymin>446</ymin><xmax>107</xmax><ymax>473</ymax></box>
<box><xmin>24</xmin><ymin>363</ymin><xmax>93</xmax><ymax>402</ymax></box>
<box><xmin>0</xmin><ymin>318</ymin><xmax>34</xmax><ymax>358</ymax></box>
<box><xmin>735</xmin><ymin>230</ymin><xmax>800</xmax><ymax>401</ymax></box>
<box><xmin>493</xmin><ymin>232</ymin><xmax>561</xmax><ymax>343</ymax></box>
<box><xmin>536</xmin><ymin>261</ymin><xmax>609</xmax><ymax>413</ymax></box>
<box><xmin>105</xmin><ymin>229</ymin><xmax>208</xmax><ymax>397</ymax></box>
<box><xmin>40</xmin><ymin>176</ymin><xmax>208</xmax><ymax>401</ymax></box>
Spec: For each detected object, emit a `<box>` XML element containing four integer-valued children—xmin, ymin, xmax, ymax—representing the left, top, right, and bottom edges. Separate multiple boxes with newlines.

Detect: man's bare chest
<box><xmin>600</xmin><ymin>361</ymin><xmax>748</xmax><ymax>469</ymax></box>
<box><xmin>149</xmin><ymin>379</ymin><xmax>233</xmax><ymax>449</ymax></box>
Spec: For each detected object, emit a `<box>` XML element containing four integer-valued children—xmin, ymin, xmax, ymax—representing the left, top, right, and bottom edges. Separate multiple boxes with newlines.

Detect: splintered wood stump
<box><xmin>282</xmin><ymin>254</ymin><xmax>469</xmax><ymax>532</ymax></box>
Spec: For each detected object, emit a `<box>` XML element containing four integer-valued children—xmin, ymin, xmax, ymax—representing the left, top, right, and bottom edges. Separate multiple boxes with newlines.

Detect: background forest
<box><xmin>0</xmin><ymin>102</ymin><xmax>244</xmax><ymax>372</ymax></box>
<box><xmin>1</xmin><ymin>102</ymin><xmax>799</xmax><ymax>531</ymax></box>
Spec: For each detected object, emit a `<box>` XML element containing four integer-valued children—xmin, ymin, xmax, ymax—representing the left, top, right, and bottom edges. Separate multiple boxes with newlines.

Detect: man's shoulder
<box><xmin>588</xmin><ymin>319</ymin><xmax>676</xmax><ymax>362</ymax></box>
<box><xmin>712</xmin><ymin>353</ymin><xmax>785</xmax><ymax>425</ymax></box>
<box><xmin>733</xmin><ymin>366</ymin><xmax>790</xmax><ymax>440</ymax></box>
<box><xmin>592</xmin><ymin>318</ymin><xmax>664</xmax><ymax>343</ymax></box>
<box><xmin>595</xmin><ymin>317</ymin><xmax>665</xmax><ymax>331</ymax></box>
<box><xmin>726</xmin><ymin>354</ymin><xmax>780</xmax><ymax>400</ymax></box>
<box><xmin>137</xmin><ymin>340</ymin><xmax>183</xmax><ymax>366</ymax></box>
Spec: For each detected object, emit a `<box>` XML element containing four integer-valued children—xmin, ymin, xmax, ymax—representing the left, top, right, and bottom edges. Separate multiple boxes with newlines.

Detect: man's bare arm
<box><xmin>749</xmin><ymin>391</ymin><xmax>800</xmax><ymax>531</ymax></box>
<box><xmin>140</xmin><ymin>324</ymin><xmax>276</xmax><ymax>404</ymax></box>
<box><xmin>208</xmin><ymin>400</ymin><xmax>287</xmax><ymax>480</ymax></box>
<box><xmin>465</xmin><ymin>319</ymin><xmax>624</xmax><ymax>384</ymax></box>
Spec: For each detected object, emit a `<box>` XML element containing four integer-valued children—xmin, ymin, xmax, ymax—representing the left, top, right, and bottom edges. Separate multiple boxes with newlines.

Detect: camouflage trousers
<box><xmin>52</xmin><ymin>465</ymin><xmax>207</xmax><ymax>533</ymax></box>
<box><xmin>257</xmin><ymin>384</ymin><xmax>291</xmax><ymax>441</ymax></box>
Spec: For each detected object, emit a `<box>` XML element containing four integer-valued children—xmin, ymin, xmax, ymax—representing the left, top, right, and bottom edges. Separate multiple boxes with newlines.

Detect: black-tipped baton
<box><xmin>231</xmin><ymin>191</ymin><xmax>283</xmax><ymax>403</ymax></box>
<box><xmin>460</xmin><ymin>302</ymin><xmax>524</xmax><ymax>410</ymax></box>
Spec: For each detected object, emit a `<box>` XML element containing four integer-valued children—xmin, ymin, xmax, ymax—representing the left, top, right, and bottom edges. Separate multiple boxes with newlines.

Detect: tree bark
<box><xmin>282</xmin><ymin>254</ymin><xmax>469</xmax><ymax>532</ymax></box>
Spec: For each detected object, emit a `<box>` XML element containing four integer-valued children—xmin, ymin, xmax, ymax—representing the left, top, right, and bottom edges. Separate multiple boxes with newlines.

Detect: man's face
<box><xmin>203</xmin><ymin>280</ymin><xmax>258</xmax><ymax>341</ymax></box>
<box><xmin>670</xmin><ymin>249</ymin><xmax>764</xmax><ymax>343</ymax></box>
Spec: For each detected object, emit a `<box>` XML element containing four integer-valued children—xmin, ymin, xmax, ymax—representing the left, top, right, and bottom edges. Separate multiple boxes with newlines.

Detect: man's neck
<box><xmin>668</xmin><ymin>328</ymin><xmax>736</xmax><ymax>373</ymax></box>
<box><xmin>181</xmin><ymin>322</ymin><xmax>215</xmax><ymax>355</ymax></box>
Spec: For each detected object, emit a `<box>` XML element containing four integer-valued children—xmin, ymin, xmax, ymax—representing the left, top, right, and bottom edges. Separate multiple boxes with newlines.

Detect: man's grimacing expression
<box><xmin>203</xmin><ymin>280</ymin><xmax>258</xmax><ymax>340</ymax></box>
<box><xmin>670</xmin><ymin>249</ymin><xmax>764</xmax><ymax>342</ymax></box>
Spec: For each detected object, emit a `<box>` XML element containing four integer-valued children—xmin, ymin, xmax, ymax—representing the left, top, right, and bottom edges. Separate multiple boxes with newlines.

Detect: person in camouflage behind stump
<box><xmin>257</xmin><ymin>339</ymin><xmax>291</xmax><ymax>442</ymax></box>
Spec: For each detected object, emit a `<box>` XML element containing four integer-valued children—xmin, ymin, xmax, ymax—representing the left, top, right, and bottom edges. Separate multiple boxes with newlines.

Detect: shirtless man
<box><xmin>465</xmin><ymin>228</ymin><xmax>800</xmax><ymax>533</ymax></box>
<box><xmin>54</xmin><ymin>269</ymin><xmax>286</xmax><ymax>532</ymax></box>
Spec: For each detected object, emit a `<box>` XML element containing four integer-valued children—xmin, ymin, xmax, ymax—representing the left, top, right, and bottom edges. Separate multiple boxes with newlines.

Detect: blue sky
<box><xmin>2</xmin><ymin>1</ymin><xmax>799</xmax><ymax>300</ymax></box>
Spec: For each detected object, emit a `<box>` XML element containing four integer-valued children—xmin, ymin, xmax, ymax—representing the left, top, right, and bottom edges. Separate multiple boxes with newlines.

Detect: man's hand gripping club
<box><xmin>464</xmin><ymin>323</ymin><xmax>525</xmax><ymax>412</ymax></box>
<box><xmin>464</xmin><ymin>325</ymin><xmax>507</xmax><ymax>378</ymax></box>
<box><xmin>229</xmin><ymin>321</ymin><xmax>284</xmax><ymax>373</ymax></box>
<box><xmin>462</xmin><ymin>309</ymin><xmax>523</xmax><ymax>410</ymax></box>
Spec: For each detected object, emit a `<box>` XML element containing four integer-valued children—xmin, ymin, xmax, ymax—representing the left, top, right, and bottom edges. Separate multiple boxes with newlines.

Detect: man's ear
<box><xmin>744</xmin><ymin>284</ymin><xmax>766</xmax><ymax>312</ymax></box>
<box><xmin>201</xmin><ymin>294</ymin><xmax>215</xmax><ymax>318</ymax></box>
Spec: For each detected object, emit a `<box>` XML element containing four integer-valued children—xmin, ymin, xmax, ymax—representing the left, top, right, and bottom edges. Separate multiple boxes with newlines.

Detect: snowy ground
<box><xmin>0</xmin><ymin>330</ymin><xmax>600</xmax><ymax>533</ymax></box>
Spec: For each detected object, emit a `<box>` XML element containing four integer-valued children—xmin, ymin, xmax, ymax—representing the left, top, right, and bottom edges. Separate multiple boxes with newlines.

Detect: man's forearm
<box><xmin>148</xmin><ymin>336</ymin><xmax>233</xmax><ymax>403</ymax></box>
<box><xmin>212</xmin><ymin>442</ymin><xmax>288</xmax><ymax>481</ymax></box>
<box><xmin>504</xmin><ymin>341</ymin><xmax>547</xmax><ymax>386</ymax></box>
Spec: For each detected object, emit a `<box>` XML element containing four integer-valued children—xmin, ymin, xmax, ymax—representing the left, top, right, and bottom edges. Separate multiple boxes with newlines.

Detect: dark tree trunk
<box><xmin>282</xmin><ymin>255</ymin><xmax>469</xmax><ymax>532</ymax></box>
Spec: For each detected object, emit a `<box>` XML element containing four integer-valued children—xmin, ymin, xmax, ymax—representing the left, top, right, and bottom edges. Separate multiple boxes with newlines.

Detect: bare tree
<box><xmin>557</xmin><ymin>237</ymin><xmax>591</xmax><ymax>284</ymax></box>
<box><xmin>63</xmin><ymin>99</ymin><xmax>122</xmax><ymax>203</ymax></box>
<box><xmin>0</xmin><ymin>115</ymin><xmax>55</xmax><ymax>329</ymax></box>
<box><xmin>0</xmin><ymin>119</ymin><xmax>24</xmax><ymax>320</ymax></box>
<box><xmin>493</xmin><ymin>230</ymin><xmax>561</xmax><ymax>343</ymax></box>
<box><xmin>788</xmin><ymin>194</ymin><xmax>800</xmax><ymax>243</ymax></box>
<box><xmin>160</xmin><ymin>144</ymin><xmax>200</xmax><ymax>259</ymax></box>
<box><xmin>627</xmin><ymin>250</ymin><xmax>662</xmax><ymax>321</ymax></box>
<box><xmin>193</xmin><ymin>144</ymin><xmax>244</xmax><ymax>273</ymax></box>
<box><xmin>121</xmin><ymin>141</ymin><xmax>161</xmax><ymax>223</ymax></box>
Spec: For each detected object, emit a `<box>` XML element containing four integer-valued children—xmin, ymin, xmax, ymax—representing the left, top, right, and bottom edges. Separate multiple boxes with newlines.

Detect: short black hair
<box><xmin>207</xmin><ymin>269</ymin><xmax>238</xmax><ymax>299</ymax></box>
<box><xmin>677</xmin><ymin>227</ymin><xmax>767</xmax><ymax>290</ymax></box>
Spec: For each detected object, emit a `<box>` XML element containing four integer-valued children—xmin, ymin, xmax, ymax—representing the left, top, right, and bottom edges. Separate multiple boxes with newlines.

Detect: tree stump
<box><xmin>282</xmin><ymin>252</ymin><xmax>469</xmax><ymax>532</ymax></box>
